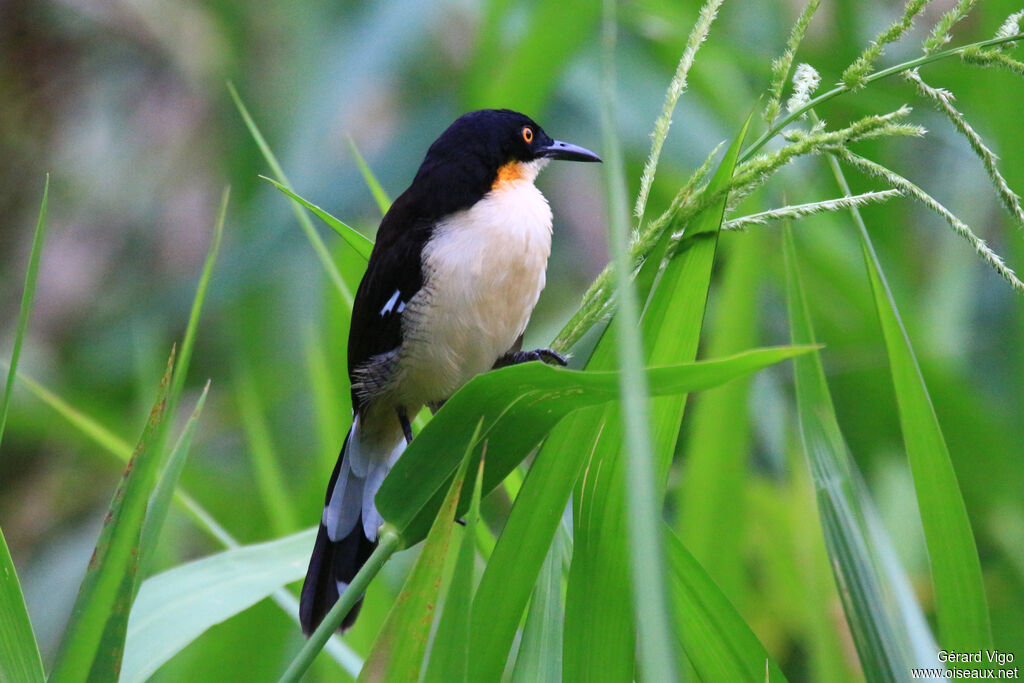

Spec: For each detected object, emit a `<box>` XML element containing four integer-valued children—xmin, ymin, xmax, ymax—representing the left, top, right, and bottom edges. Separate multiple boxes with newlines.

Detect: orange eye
<box><xmin>522</xmin><ymin>127</ymin><xmax>534</xmax><ymax>143</ymax></box>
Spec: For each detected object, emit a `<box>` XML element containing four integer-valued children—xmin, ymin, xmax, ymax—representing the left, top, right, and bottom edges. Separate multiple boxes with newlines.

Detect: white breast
<box><xmin>398</xmin><ymin>175</ymin><xmax>553</xmax><ymax>405</ymax></box>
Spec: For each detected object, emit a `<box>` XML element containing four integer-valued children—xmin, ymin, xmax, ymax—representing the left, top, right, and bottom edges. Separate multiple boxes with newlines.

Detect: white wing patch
<box><xmin>380</xmin><ymin>290</ymin><xmax>403</xmax><ymax>316</ymax></box>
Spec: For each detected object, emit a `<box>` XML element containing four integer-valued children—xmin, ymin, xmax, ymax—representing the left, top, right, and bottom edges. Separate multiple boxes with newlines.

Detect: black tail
<box><xmin>299</xmin><ymin>516</ymin><xmax>376</xmax><ymax>634</ymax></box>
<box><xmin>299</xmin><ymin>428</ymin><xmax>377</xmax><ymax>635</ymax></box>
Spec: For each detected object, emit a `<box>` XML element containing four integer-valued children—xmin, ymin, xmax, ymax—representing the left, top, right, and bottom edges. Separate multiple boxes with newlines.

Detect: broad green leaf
<box><xmin>358</xmin><ymin>425</ymin><xmax>478</xmax><ymax>683</ymax></box>
<box><xmin>378</xmin><ymin>346</ymin><xmax>812</xmax><ymax>546</ymax></box>
<box><xmin>347</xmin><ymin>136</ymin><xmax>392</xmax><ymax>216</ymax></box>
<box><xmin>1</xmin><ymin>175</ymin><xmax>48</xmax><ymax>448</ymax></box>
<box><xmin>422</xmin><ymin>455</ymin><xmax>485</xmax><ymax>683</ymax></box>
<box><xmin>122</xmin><ymin>529</ymin><xmax>318</xmax><ymax>683</ymax></box>
<box><xmin>677</xmin><ymin>233</ymin><xmax>762</xmax><ymax>594</ymax></box>
<box><xmin>826</xmin><ymin>153</ymin><xmax>992</xmax><ymax>653</ymax></box>
<box><xmin>260</xmin><ymin>176</ymin><xmax>374</xmax><ymax>261</ymax></box>
<box><xmin>665</xmin><ymin>527</ymin><xmax>787</xmax><ymax>682</ymax></box>
<box><xmin>783</xmin><ymin>224</ymin><xmax>937</xmax><ymax>681</ymax></box>
<box><xmin>564</xmin><ymin>118</ymin><xmax>748</xmax><ymax>682</ymax></box>
<box><xmin>49</xmin><ymin>351</ymin><xmax>174</xmax><ymax>683</ymax></box>
<box><xmin>228</xmin><ymin>83</ymin><xmax>357</xmax><ymax>306</ymax></box>
<box><xmin>510</xmin><ymin>522</ymin><xmax>569</xmax><ymax>683</ymax></box>
<box><xmin>0</xmin><ymin>527</ymin><xmax>44</xmax><ymax>683</ymax></box>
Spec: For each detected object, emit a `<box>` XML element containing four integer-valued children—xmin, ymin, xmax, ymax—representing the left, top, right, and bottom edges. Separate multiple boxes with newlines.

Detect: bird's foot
<box><xmin>493</xmin><ymin>348</ymin><xmax>568</xmax><ymax>369</ymax></box>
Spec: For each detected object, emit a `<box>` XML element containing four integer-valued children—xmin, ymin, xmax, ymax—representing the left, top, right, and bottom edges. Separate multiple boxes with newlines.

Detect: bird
<box><xmin>299</xmin><ymin>108</ymin><xmax>601</xmax><ymax>635</ymax></box>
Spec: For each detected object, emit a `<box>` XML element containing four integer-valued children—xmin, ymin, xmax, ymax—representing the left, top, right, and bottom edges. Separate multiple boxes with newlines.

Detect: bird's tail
<box><xmin>300</xmin><ymin>414</ymin><xmax>404</xmax><ymax>635</ymax></box>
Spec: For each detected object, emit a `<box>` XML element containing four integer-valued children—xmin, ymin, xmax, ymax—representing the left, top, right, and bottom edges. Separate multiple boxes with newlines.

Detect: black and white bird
<box><xmin>299</xmin><ymin>109</ymin><xmax>600</xmax><ymax>634</ymax></box>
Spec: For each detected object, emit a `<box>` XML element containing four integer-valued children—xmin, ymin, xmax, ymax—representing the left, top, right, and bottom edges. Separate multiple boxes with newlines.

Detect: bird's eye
<box><xmin>522</xmin><ymin>127</ymin><xmax>534</xmax><ymax>143</ymax></box>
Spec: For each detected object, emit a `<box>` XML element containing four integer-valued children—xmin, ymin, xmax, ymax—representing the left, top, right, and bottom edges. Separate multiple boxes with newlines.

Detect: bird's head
<box><xmin>410</xmin><ymin>109</ymin><xmax>600</xmax><ymax>211</ymax></box>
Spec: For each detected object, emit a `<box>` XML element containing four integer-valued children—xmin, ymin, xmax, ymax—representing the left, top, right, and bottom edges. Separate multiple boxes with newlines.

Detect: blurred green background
<box><xmin>2</xmin><ymin>0</ymin><xmax>1022</xmax><ymax>679</ymax></box>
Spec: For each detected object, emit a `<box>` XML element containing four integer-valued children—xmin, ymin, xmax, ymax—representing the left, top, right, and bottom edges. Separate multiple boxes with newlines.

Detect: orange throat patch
<box><xmin>492</xmin><ymin>161</ymin><xmax>526</xmax><ymax>190</ymax></box>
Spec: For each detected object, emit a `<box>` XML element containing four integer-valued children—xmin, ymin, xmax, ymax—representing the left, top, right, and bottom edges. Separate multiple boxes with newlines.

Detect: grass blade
<box><xmin>563</xmin><ymin>116</ymin><xmax>749</xmax><ymax>682</ymax></box>
<box><xmin>137</xmin><ymin>384</ymin><xmax>210</xmax><ymax>578</ymax></box>
<box><xmin>227</xmin><ymin>83</ymin><xmax>357</xmax><ymax>306</ymax></box>
<box><xmin>0</xmin><ymin>527</ymin><xmax>44</xmax><ymax>683</ymax></box>
<box><xmin>260</xmin><ymin>176</ymin><xmax>374</xmax><ymax>261</ymax></box>
<box><xmin>665</xmin><ymin>526</ymin><xmax>787</xmax><ymax>682</ymax></box>
<box><xmin>823</xmin><ymin>151</ymin><xmax>992</xmax><ymax>653</ymax></box>
<box><xmin>49</xmin><ymin>350</ymin><xmax>175</xmax><ymax>683</ymax></box>
<box><xmin>676</xmin><ymin>233</ymin><xmax>761</xmax><ymax>594</ymax></box>
<box><xmin>510</xmin><ymin>523</ymin><xmax>568</xmax><ymax>682</ymax></box>
<box><xmin>1</xmin><ymin>175</ymin><xmax>49</xmax><ymax>448</ymax></box>
<box><xmin>357</xmin><ymin>424</ymin><xmax>479</xmax><ymax>683</ymax></box>
<box><xmin>783</xmin><ymin>223</ymin><xmax>937</xmax><ymax>680</ymax></box>
<box><xmin>597</xmin><ymin>0</ymin><xmax>675</xmax><ymax>676</ymax></box>
<box><xmin>422</xmin><ymin>454</ymin><xmax>486</xmax><ymax>683</ymax></box>
<box><xmin>166</xmin><ymin>187</ymin><xmax>226</xmax><ymax>423</ymax></box>
<box><xmin>122</xmin><ymin>529</ymin><xmax>319</xmax><ymax>683</ymax></box>
<box><xmin>346</xmin><ymin>136</ymin><xmax>392</xmax><ymax>216</ymax></box>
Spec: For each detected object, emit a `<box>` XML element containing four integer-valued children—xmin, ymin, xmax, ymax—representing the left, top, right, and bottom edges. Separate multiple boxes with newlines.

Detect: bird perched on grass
<box><xmin>300</xmin><ymin>109</ymin><xmax>600</xmax><ymax>634</ymax></box>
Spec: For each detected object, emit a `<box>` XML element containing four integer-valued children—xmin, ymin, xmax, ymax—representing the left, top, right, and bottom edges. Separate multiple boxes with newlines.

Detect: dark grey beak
<box><xmin>539</xmin><ymin>140</ymin><xmax>602</xmax><ymax>163</ymax></box>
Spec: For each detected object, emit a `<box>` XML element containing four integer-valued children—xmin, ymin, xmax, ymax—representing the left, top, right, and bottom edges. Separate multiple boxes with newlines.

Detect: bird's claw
<box><xmin>494</xmin><ymin>347</ymin><xmax>568</xmax><ymax>368</ymax></box>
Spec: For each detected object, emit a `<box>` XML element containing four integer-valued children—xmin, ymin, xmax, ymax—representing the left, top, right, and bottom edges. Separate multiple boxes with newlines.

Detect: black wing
<box><xmin>347</xmin><ymin>189</ymin><xmax>433</xmax><ymax>410</ymax></box>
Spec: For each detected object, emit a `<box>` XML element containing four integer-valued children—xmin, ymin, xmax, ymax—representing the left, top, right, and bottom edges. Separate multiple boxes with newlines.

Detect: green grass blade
<box><xmin>1</xmin><ymin>175</ymin><xmax>49</xmax><ymax>449</ymax></box>
<box><xmin>677</xmin><ymin>234</ymin><xmax>761</xmax><ymax>593</ymax></box>
<box><xmin>3</xmin><ymin>370</ymin><xmax>133</xmax><ymax>460</ymax></box>
<box><xmin>167</xmin><ymin>187</ymin><xmax>226</xmax><ymax>423</ymax></box>
<box><xmin>260</xmin><ymin>176</ymin><xmax>374</xmax><ymax>261</ymax></box>
<box><xmin>665</xmin><ymin>526</ymin><xmax>787</xmax><ymax>682</ymax></box>
<box><xmin>236</xmin><ymin>366</ymin><xmax>300</xmax><ymax>537</ymax></box>
<box><xmin>122</xmin><ymin>529</ymin><xmax>339</xmax><ymax>682</ymax></box>
<box><xmin>357</xmin><ymin>425</ymin><xmax>479</xmax><ymax>683</ymax></box>
<box><xmin>783</xmin><ymin>224</ymin><xmax>934</xmax><ymax>680</ymax></box>
<box><xmin>281</xmin><ymin>534</ymin><xmax>401</xmax><ymax>683</ymax></box>
<box><xmin>346</xmin><ymin>136</ymin><xmax>392</xmax><ymax>216</ymax></box>
<box><xmin>0</xmin><ymin>527</ymin><xmax>44</xmax><ymax>683</ymax></box>
<box><xmin>563</xmin><ymin>117</ymin><xmax>749</xmax><ymax>682</ymax></box>
<box><xmin>137</xmin><ymin>383</ymin><xmax>210</xmax><ymax>579</ymax></box>
<box><xmin>227</xmin><ymin>83</ymin><xmax>357</xmax><ymax>306</ymax></box>
<box><xmin>510</xmin><ymin>523</ymin><xmax>568</xmax><ymax>683</ymax></box>
<box><xmin>823</xmin><ymin>152</ymin><xmax>992</xmax><ymax>653</ymax></box>
<box><xmin>49</xmin><ymin>351</ymin><xmax>175</xmax><ymax>683</ymax></box>
<box><xmin>422</xmin><ymin>454</ymin><xmax>485</xmax><ymax>683</ymax></box>
<box><xmin>597</xmin><ymin>0</ymin><xmax>675</xmax><ymax>677</ymax></box>
<box><xmin>378</xmin><ymin>346</ymin><xmax>810</xmax><ymax>546</ymax></box>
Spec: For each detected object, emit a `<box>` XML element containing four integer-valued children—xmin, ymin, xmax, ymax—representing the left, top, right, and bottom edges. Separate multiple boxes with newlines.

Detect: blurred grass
<box><xmin>2</xmin><ymin>0</ymin><xmax>1024</xmax><ymax>680</ymax></box>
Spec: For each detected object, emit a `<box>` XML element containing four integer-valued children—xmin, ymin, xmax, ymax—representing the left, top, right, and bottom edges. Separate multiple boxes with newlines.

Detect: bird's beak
<box><xmin>539</xmin><ymin>140</ymin><xmax>602</xmax><ymax>163</ymax></box>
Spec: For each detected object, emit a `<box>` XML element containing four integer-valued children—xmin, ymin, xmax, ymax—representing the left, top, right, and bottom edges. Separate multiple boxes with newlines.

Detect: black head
<box><xmin>406</xmin><ymin>109</ymin><xmax>600</xmax><ymax>218</ymax></box>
